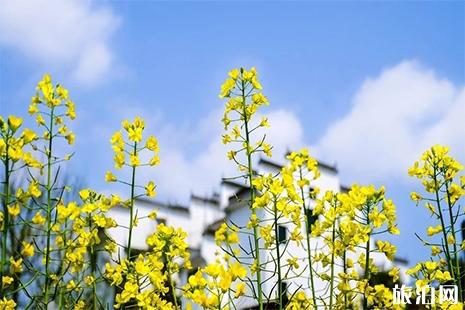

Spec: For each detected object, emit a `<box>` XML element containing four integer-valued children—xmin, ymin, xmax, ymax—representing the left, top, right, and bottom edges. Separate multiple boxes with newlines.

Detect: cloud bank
<box><xmin>89</xmin><ymin>60</ymin><xmax>463</xmax><ymax>204</ymax></box>
<box><xmin>149</xmin><ymin>60</ymin><xmax>464</xmax><ymax>201</ymax></box>
<box><xmin>314</xmin><ymin>60</ymin><xmax>465</xmax><ymax>184</ymax></box>
<box><xmin>0</xmin><ymin>0</ymin><xmax>119</xmax><ymax>85</ymax></box>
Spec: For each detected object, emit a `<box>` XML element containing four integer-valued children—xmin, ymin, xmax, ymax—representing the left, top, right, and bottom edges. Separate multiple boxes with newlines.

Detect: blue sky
<box><xmin>0</xmin><ymin>0</ymin><xmax>464</xmax><ymax>264</ymax></box>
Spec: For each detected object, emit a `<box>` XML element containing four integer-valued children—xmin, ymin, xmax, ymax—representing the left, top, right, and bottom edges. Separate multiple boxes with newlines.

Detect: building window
<box><xmin>309</xmin><ymin>187</ymin><xmax>318</xmax><ymax>199</ymax></box>
<box><xmin>305</xmin><ymin>208</ymin><xmax>318</xmax><ymax>231</ymax></box>
<box><xmin>188</xmin><ymin>267</ymin><xmax>199</xmax><ymax>280</ymax></box>
<box><xmin>278</xmin><ymin>225</ymin><xmax>287</xmax><ymax>243</ymax></box>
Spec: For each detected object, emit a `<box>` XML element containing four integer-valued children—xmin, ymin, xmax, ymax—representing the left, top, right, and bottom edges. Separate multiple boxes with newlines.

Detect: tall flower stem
<box><xmin>299</xmin><ymin>170</ymin><xmax>317</xmax><ymax>309</ymax></box>
<box><xmin>273</xmin><ymin>200</ymin><xmax>283</xmax><ymax>310</ymax></box>
<box><xmin>127</xmin><ymin>142</ymin><xmax>137</xmax><ymax>259</ymax></box>
<box><xmin>444</xmin><ymin>181</ymin><xmax>463</xmax><ymax>301</ymax></box>
<box><xmin>163</xmin><ymin>251</ymin><xmax>179</xmax><ymax>309</ymax></box>
<box><xmin>433</xmin><ymin>169</ymin><xmax>454</xmax><ymax>279</ymax></box>
<box><xmin>44</xmin><ymin>107</ymin><xmax>55</xmax><ymax>308</ymax></box>
<box><xmin>241</xmin><ymin>78</ymin><xmax>263</xmax><ymax>309</ymax></box>
<box><xmin>343</xmin><ymin>250</ymin><xmax>348</xmax><ymax>309</ymax></box>
<box><xmin>329</xmin><ymin>217</ymin><xmax>336</xmax><ymax>309</ymax></box>
<box><xmin>1</xmin><ymin>135</ymin><xmax>10</xmax><ymax>298</ymax></box>
<box><xmin>169</xmin><ymin>274</ymin><xmax>179</xmax><ymax>309</ymax></box>
<box><xmin>362</xmin><ymin>203</ymin><xmax>372</xmax><ymax>310</ymax></box>
<box><xmin>89</xmin><ymin>215</ymin><xmax>98</xmax><ymax>310</ymax></box>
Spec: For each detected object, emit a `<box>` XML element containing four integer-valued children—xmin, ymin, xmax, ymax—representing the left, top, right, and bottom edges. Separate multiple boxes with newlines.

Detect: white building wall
<box><xmin>188</xmin><ymin>196</ymin><xmax>224</xmax><ymax>248</ymax></box>
<box><xmin>107</xmin><ymin>198</ymin><xmax>191</xmax><ymax>253</ymax></box>
<box><xmin>104</xmin><ymin>156</ymin><xmax>408</xmax><ymax>309</ymax></box>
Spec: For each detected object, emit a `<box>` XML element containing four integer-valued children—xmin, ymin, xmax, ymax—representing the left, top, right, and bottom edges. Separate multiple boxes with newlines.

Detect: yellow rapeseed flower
<box><xmin>7</xmin><ymin>115</ymin><xmax>23</xmax><ymax>132</ymax></box>
<box><xmin>145</xmin><ymin>181</ymin><xmax>156</xmax><ymax>197</ymax></box>
<box><xmin>21</xmin><ymin>242</ymin><xmax>34</xmax><ymax>257</ymax></box>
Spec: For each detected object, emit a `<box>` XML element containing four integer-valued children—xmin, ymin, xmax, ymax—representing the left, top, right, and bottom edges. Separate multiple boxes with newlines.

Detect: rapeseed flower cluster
<box><xmin>105</xmin><ymin>221</ymin><xmax>191</xmax><ymax>309</ymax></box>
<box><xmin>104</xmin><ymin>116</ymin><xmax>194</xmax><ymax>310</ymax></box>
<box><xmin>0</xmin><ymin>74</ymin><xmax>192</xmax><ymax>309</ymax></box>
<box><xmin>220</xmin><ymin>67</ymin><xmax>271</xmax><ymax>168</ymax></box>
<box><xmin>0</xmin><ymin>70</ymin><xmax>463</xmax><ymax>309</ymax></box>
<box><xmin>0</xmin><ymin>113</ymin><xmax>41</xmax><ymax>303</ymax></box>
<box><xmin>407</xmin><ymin>145</ymin><xmax>465</xmax><ymax>306</ymax></box>
<box><xmin>303</xmin><ymin>185</ymin><xmax>401</xmax><ymax>309</ymax></box>
<box><xmin>107</xmin><ymin>116</ymin><xmax>161</xmax><ymax>259</ymax></box>
<box><xmin>219</xmin><ymin>67</ymin><xmax>271</xmax><ymax>309</ymax></box>
<box><xmin>183</xmin><ymin>254</ymin><xmax>247</xmax><ymax>309</ymax></box>
<box><xmin>218</xmin><ymin>68</ymin><xmax>405</xmax><ymax>309</ymax></box>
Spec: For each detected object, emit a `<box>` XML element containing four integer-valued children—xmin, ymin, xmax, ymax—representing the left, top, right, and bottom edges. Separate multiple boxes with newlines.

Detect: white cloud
<box><xmin>266</xmin><ymin>110</ymin><xmax>305</xmax><ymax>156</ymax></box>
<box><xmin>91</xmin><ymin>60</ymin><xmax>464</xmax><ymax>203</ymax></box>
<box><xmin>314</xmin><ymin>60</ymin><xmax>465</xmax><ymax>184</ymax></box>
<box><xmin>140</xmin><ymin>108</ymin><xmax>305</xmax><ymax>202</ymax></box>
<box><xmin>0</xmin><ymin>0</ymin><xmax>119</xmax><ymax>84</ymax></box>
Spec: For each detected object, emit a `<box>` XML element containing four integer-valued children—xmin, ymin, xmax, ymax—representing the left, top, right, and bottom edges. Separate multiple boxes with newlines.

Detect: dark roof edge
<box><xmin>221</xmin><ymin>179</ymin><xmax>249</xmax><ymax>189</ymax></box>
<box><xmin>203</xmin><ymin>218</ymin><xmax>226</xmax><ymax>235</ymax></box>
<box><xmin>318</xmin><ymin>160</ymin><xmax>338</xmax><ymax>173</ymax></box>
<box><xmin>340</xmin><ymin>185</ymin><xmax>351</xmax><ymax>193</ymax></box>
<box><xmin>393</xmin><ymin>257</ymin><xmax>409</xmax><ymax>265</ymax></box>
<box><xmin>258</xmin><ymin>157</ymin><xmax>282</xmax><ymax>170</ymax></box>
<box><xmin>191</xmin><ymin>194</ymin><xmax>219</xmax><ymax>206</ymax></box>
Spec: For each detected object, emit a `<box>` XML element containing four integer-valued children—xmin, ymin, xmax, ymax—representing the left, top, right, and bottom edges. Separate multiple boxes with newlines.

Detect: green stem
<box><xmin>433</xmin><ymin>169</ymin><xmax>454</xmax><ymax>279</ymax></box>
<box><xmin>44</xmin><ymin>107</ymin><xmax>55</xmax><ymax>308</ymax></box>
<box><xmin>215</xmin><ymin>279</ymin><xmax>222</xmax><ymax>310</ymax></box>
<box><xmin>169</xmin><ymin>273</ymin><xmax>178</xmax><ymax>309</ymax></box>
<box><xmin>241</xmin><ymin>75</ymin><xmax>263</xmax><ymax>309</ymax></box>
<box><xmin>126</xmin><ymin>142</ymin><xmax>137</xmax><ymax>259</ymax></box>
<box><xmin>58</xmin><ymin>286</ymin><xmax>63</xmax><ymax>309</ymax></box>
<box><xmin>329</xmin><ymin>217</ymin><xmax>336</xmax><ymax>309</ymax></box>
<box><xmin>444</xmin><ymin>180</ymin><xmax>463</xmax><ymax>301</ymax></box>
<box><xmin>1</xmin><ymin>135</ymin><xmax>10</xmax><ymax>298</ymax></box>
<box><xmin>273</xmin><ymin>199</ymin><xmax>283</xmax><ymax>310</ymax></box>
<box><xmin>58</xmin><ymin>218</ymin><xmax>69</xmax><ymax>309</ymax></box>
<box><xmin>343</xmin><ymin>250</ymin><xmax>348</xmax><ymax>309</ymax></box>
<box><xmin>298</xmin><ymin>171</ymin><xmax>317</xmax><ymax>309</ymax></box>
<box><xmin>363</xmin><ymin>203</ymin><xmax>372</xmax><ymax>310</ymax></box>
<box><xmin>163</xmin><ymin>252</ymin><xmax>178</xmax><ymax>309</ymax></box>
<box><xmin>90</xmin><ymin>216</ymin><xmax>98</xmax><ymax>310</ymax></box>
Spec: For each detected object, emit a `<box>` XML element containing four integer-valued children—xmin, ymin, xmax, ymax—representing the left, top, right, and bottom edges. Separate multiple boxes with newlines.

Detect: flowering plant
<box><xmin>0</xmin><ymin>70</ymin><xmax>462</xmax><ymax>310</ymax></box>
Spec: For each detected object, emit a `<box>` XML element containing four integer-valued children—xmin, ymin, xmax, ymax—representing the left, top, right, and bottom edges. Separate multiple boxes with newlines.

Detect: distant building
<box><xmin>107</xmin><ymin>156</ymin><xmax>409</xmax><ymax>309</ymax></box>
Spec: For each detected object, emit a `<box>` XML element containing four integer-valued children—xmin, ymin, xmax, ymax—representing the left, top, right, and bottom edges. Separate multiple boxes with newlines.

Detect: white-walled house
<box><xmin>106</xmin><ymin>155</ymin><xmax>409</xmax><ymax>309</ymax></box>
